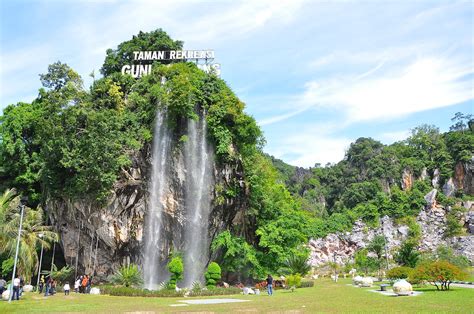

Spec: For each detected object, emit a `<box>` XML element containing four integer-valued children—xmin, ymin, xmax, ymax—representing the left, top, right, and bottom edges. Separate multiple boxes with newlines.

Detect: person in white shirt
<box><xmin>74</xmin><ymin>278</ymin><xmax>80</xmax><ymax>293</ymax></box>
<box><xmin>12</xmin><ymin>277</ymin><xmax>20</xmax><ymax>300</ymax></box>
<box><xmin>63</xmin><ymin>282</ymin><xmax>71</xmax><ymax>295</ymax></box>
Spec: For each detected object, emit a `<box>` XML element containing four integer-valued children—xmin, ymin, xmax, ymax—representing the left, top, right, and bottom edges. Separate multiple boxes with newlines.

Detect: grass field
<box><xmin>1</xmin><ymin>279</ymin><xmax>473</xmax><ymax>313</ymax></box>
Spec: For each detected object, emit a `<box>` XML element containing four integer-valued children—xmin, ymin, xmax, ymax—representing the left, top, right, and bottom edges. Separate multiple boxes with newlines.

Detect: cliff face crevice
<box><xmin>48</xmin><ymin>119</ymin><xmax>248</xmax><ymax>281</ymax></box>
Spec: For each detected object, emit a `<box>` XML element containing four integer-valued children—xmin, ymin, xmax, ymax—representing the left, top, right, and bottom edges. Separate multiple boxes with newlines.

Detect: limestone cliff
<box><xmin>48</xmin><ymin>131</ymin><xmax>247</xmax><ymax>281</ymax></box>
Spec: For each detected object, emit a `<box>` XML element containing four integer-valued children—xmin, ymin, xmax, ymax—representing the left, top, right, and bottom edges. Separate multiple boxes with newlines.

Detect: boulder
<box><xmin>90</xmin><ymin>287</ymin><xmax>100</xmax><ymax>295</ymax></box>
<box><xmin>2</xmin><ymin>290</ymin><xmax>10</xmax><ymax>301</ymax></box>
<box><xmin>23</xmin><ymin>284</ymin><xmax>33</xmax><ymax>292</ymax></box>
<box><xmin>443</xmin><ymin>178</ymin><xmax>456</xmax><ymax>197</ymax></box>
<box><xmin>392</xmin><ymin>279</ymin><xmax>413</xmax><ymax>296</ymax></box>
<box><xmin>424</xmin><ymin>189</ymin><xmax>437</xmax><ymax>208</ymax></box>
<box><xmin>353</xmin><ymin>276</ymin><xmax>363</xmax><ymax>286</ymax></box>
<box><xmin>360</xmin><ymin>277</ymin><xmax>373</xmax><ymax>287</ymax></box>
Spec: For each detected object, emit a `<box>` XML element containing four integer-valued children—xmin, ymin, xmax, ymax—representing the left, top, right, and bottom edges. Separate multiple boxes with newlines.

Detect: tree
<box><xmin>449</xmin><ymin>112</ymin><xmax>473</xmax><ymax>133</ymax></box>
<box><xmin>204</xmin><ymin>262</ymin><xmax>222</xmax><ymax>288</ymax></box>
<box><xmin>354</xmin><ymin>249</ymin><xmax>377</xmax><ymax>275</ymax></box>
<box><xmin>367</xmin><ymin>235</ymin><xmax>387</xmax><ymax>277</ymax></box>
<box><xmin>108</xmin><ymin>264</ymin><xmax>142</xmax><ymax>287</ymax></box>
<box><xmin>411</xmin><ymin>261</ymin><xmax>467</xmax><ymax>290</ymax></box>
<box><xmin>167</xmin><ymin>256</ymin><xmax>184</xmax><ymax>289</ymax></box>
<box><xmin>39</xmin><ymin>61</ymin><xmax>83</xmax><ymax>92</ymax></box>
<box><xmin>394</xmin><ymin>241</ymin><xmax>420</xmax><ymax>268</ymax></box>
<box><xmin>100</xmin><ymin>29</ymin><xmax>183</xmax><ymax>77</ymax></box>
<box><xmin>0</xmin><ymin>189</ymin><xmax>58</xmax><ymax>281</ymax></box>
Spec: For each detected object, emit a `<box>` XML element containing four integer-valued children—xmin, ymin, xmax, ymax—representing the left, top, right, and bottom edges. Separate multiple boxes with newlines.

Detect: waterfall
<box><xmin>183</xmin><ymin>110</ymin><xmax>214</xmax><ymax>287</ymax></box>
<box><xmin>143</xmin><ymin>109</ymin><xmax>171</xmax><ymax>290</ymax></box>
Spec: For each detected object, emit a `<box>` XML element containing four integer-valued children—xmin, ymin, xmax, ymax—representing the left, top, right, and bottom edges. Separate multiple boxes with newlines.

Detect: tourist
<box><xmin>86</xmin><ymin>276</ymin><xmax>92</xmax><ymax>293</ymax></box>
<box><xmin>266</xmin><ymin>274</ymin><xmax>273</xmax><ymax>296</ymax></box>
<box><xmin>0</xmin><ymin>277</ymin><xmax>6</xmax><ymax>295</ymax></box>
<box><xmin>74</xmin><ymin>277</ymin><xmax>80</xmax><ymax>293</ymax></box>
<box><xmin>64</xmin><ymin>282</ymin><xmax>70</xmax><ymax>295</ymax></box>
<box><xmin>19</xmin><ymin>276</ymin><xmax>24</xmax><ymax>297</ymax></box>
<box><xmin>44</xmin><ymin>277</ymin><xmax>51</xmax><ymax>296</ymax></box>
<box><xmin>12</xmin><ymin>276</ymin><xmax>20</xmax><ymax>300</ymax></box>
<box><xmin>51</xmin><ymin>279</ymin><xmax>57</xmax><ymax>295</ymax></box>
<box><xmin>39</xmin><ymin>275</ymin><xmax>45</xmax><ymax>293</ymax></box>
<box><xmin>81</xmin><ymin>275</ymin><xmax>88</xmax><ymax>293</ymax></box>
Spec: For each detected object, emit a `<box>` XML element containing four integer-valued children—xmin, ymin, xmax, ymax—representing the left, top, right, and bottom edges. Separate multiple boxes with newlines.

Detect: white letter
<box><xmin>133</xmin><ymin>52</ymin><xmax>139</xmax><ymax>60</ymax></box>
<box><xmin>121</xmin><ymin>65</ymin><xmax>131</xmax><ymax>75</ymax></box>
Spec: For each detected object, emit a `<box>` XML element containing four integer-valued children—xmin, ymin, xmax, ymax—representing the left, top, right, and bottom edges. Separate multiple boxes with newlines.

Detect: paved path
<box><xmin>450</xmin><ymin>283</ymin><xmax>474</xmax><ymax>289</ymax></box>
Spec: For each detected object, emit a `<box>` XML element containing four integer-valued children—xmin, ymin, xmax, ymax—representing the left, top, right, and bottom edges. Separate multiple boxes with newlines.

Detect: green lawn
<box><xmin>1</xmin><ymin>279</ymin><xmax>473</xmax><ymax>313</ymax></box>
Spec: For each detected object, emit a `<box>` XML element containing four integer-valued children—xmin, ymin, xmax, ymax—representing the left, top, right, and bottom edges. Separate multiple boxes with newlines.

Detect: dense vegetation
<box><xmin>0</xmin><ymin>28</ymin><xmax>472</xmax><ymax>283</ymax></box>
<box><xmin>270</xmin><ymin>115</ymin><xmax>473</xmax><ymax>239</ymax></box>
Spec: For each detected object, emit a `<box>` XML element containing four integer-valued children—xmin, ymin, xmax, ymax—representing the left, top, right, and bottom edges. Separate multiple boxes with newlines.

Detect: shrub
<box><xmin>187</xmin><ymin>286</ymin><xmax>241</xmax><ymax>297</ymax></box>
<box><xmin>167</xmin><ymin>256</ymin><xmax>184</xmax><ymax>289</ymax></box>
<box><xmin>411</xmin><ymin>261</ymin><xmax>468</xmax><ymax>290</ymax></box>
<box><xmin>99</xmin><ymin>285</ymin><xmax>241</xmax><ymax>297</ymax></box>
<box><xmin>108</xmin><ymin>264</ymin><xmax>143</xmax><ymax>287</ymax></box>
<box><xmin>284</xmin><ymin>253</ymin><xmax>311</xmax><ymax>276</ymax></box>
<box><xmin>285</xmin><ymin>274</ymin><xmax>302</xmax><ymax>291</ymax></box>
<box><xmin>386</xmin><ymin>266</ymin><xmax>414</xmax><ymax>280</ymax></box>
<box><xmin>300</xmin><ymin>280</ymin><xmax>314</xmax><ymax>288</ymax></box>
<box><xmin>205</xmin><ymin>262</ymin><xmax>222</xmax><ymax>288</ymax></box>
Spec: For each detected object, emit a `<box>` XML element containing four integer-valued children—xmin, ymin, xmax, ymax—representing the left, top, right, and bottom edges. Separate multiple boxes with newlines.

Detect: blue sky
<box><xmin>1</xmin><ymin>0</ymin><xmax>473</xmax><ymax>167</ymax></box>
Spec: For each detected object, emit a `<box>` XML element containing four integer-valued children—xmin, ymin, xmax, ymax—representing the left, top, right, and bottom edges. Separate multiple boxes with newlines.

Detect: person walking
<box><xmin>63</xmin><ymin>282</ymin><xmax>70</xmax><ymax>295</ymax></box>
<box><xmin>266</xmin><ymin>274</ymin><xmax>274</xmax><ymax>296</ymax></box>
<box><xmin>12</xmin><ymin>276</ymin><xmax>21</xmax><ymax>300</ymax></box>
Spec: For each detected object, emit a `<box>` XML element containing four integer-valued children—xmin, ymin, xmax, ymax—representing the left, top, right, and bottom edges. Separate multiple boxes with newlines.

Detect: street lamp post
<box><xmin>333</xmin><ymin>252</ymin><xmax>338</xmax><ymax>282</ymax></box>
<box><xmin>8</xmin><ymin>196</ymin><xmax>27</xmax><ymax>303</ymax></box>
<box><xmin>36</xmin><ymin>234</ymin><xmax>44</xmax><ymax>291</ymax></box>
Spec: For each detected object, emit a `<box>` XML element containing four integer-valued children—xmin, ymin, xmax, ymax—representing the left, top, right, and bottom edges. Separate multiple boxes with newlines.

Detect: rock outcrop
<box><xmin>308</xmin><ymin>200</ymin><xmax>474</xmax><ymax>267</ymax></box>
<box><xmin>48</xmin><ymin>132</ymin><xmax>248</xmax><ymax>281</ymax></box>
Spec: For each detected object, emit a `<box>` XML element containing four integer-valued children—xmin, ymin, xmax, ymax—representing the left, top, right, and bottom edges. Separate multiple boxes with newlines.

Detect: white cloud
<box><xmin>263</xmin><ymin>55</ymin><xmax>473</xmax><ymax>126</ymax></box>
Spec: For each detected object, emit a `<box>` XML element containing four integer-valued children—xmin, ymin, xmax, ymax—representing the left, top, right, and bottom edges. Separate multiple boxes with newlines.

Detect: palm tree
<box><xmin>0</xmin><ymin>189</ymin><xmax>58</xmax><ymax>281</ymax></box>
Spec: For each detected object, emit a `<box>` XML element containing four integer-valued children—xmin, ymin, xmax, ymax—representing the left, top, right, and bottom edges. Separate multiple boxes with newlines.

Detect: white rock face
<box><xmin>90</xmin><ymin>287</ymin><xmax>100</xmax><ymax>295</ymax></box>
<box><xmin>360</xmin><ymin>277</ymin><xmax>373</xmax><ymax>287</ymax></box>
<box><xmin>392</xmin><ymin>279</ymin><xmax>413</xmax><ymax>296</ymax></box>
<box><xmin>308</xmin><ymin>200</ymin><xmax>474</xmax><ymax>268</ymax></box>
<box><xmin>2</xmin><ymin>290</ymin><xmax>10</xmax><ymax>301</ymax></box>
<box><xmin>23</xmin><ymin>284</ymin><xmax>33</xmax><ymax>292</ymax></box>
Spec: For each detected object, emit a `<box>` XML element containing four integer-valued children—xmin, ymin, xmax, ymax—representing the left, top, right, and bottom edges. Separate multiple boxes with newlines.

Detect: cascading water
<box><xmin>143</xmin><ymin>109</ymin><xmax>171</xmax><ymax>290</ymax></box>
<box><xmin>183</xmin><ymin>110</ymin><xmax>214</xmax><ymax>287</ymax></box>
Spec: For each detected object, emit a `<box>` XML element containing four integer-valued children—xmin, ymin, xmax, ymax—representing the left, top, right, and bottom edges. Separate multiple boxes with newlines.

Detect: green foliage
<box><xmin>283</xmin><ymin>252</ymin><xmax>311</xmax><ymax>276</ymax></box>
<box><xmin>205</xmin><ymin>262</ymin><xmax>222</xmax><ymax>288</ymax></box>
<box><xmin>167</xmin><ymin>256</ymin><xmax>184</xmax><ymax>289</ymax></box>
<box><xmin>100</xmin><ymin>29</ymin><xmax>183</xmax><ymax>76</ymax></box>
<box><xmin>394</xmin><ymin>241</ymin><xmax>420</xmax><ymax>268</ymax></box>
<box><xmin>0</xmin><ymin>189</ymin><xmax>58</xmax><ymax>280</ymax></box>
<box><xmin>433</xmin><ymin>245</ymin><xmax>470</xmax><ymax>269</ymax></box>
<box><xmin>386</xmin><ymin>266</ymin><xmax>414</xmax><ymax>280</ymax></box>
<box><xmin>411</xmin><ymin>261</ymin><xmax>468</xmax><ymax>290</ymax></box>
<box><xmin>42</xmin><ymin>264</ymin><xmax>74</xmax><ymax>284</ymax></box>
<box><xmin>285</xmin><ymin>273</ymin><xmax>302</xmax><ymax>291</ymax></box>
<box><xmin>1</xmin><ymin>257</ymin><xmax>14</xmax><ymax>277</ymax></box>
<box><xmin>108</xmin><ymin>264</ymin><xmax>143</xmax><ymax>287</ymax></box>
<box><xmin>444</xmin><ymin>206</ymin><xmax>467</xmax><ymax>238</ymax></box>
<box><xmin>354</xmin><ymin>249</ymin><xmax>378</xmax><ymax>275</ymax></box>
<box><xmin>211</xmin><ymin>231</ymin><xmax>262</xmax><ymax>279</ymax></box>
